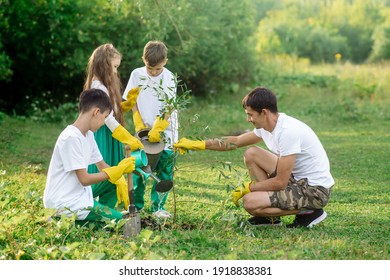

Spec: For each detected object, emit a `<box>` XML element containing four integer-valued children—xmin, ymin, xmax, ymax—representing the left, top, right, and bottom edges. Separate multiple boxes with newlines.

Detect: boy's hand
<box><xmin>115</xmin><ymin>176</ymin><xmax>130</xmax><ymax>210</ymax></box>
<box><xmin>148</xmin><ymin>117</ymin><xmax>169</xmax><ymax>142</ymax></box>
<box><xmin>112</xmin><ymin>125</ymin><xmax>144</xmax><ymax>151</ymax></box>
<box><xmin>103</xmin><ymin>157</ymin><xmax>135</xmax><ymax>183</ymax></box>
<box><xmin>232</xmin><ymin>182</ymin><xmax>252</xmax><ymax>207</ymax></box>
<box><xmin>133</xmin><ymin>110</ymin><xmax>147</xmax><ymax>132</ymax></box>
<box><xmin>121</xmin><ymin>87</ymin><xmax>140</xmax><ymax>112</ymax></box>
<box><xmin>173</xmin><ymin>137</ymin><xmax>206</xmax><ymax>154</ymax></box>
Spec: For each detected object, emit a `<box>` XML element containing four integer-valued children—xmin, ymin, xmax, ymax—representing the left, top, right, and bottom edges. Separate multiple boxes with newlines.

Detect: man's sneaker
<box><xmin>247</xmin><ymin>216</ymin><xmax>282</xmax><ymax>226</ymax></box>
<box><xmin>152</xmin><ymin>210</ymin><xmax>172</xmax><ymax>219</ymax></box>
<box><xmin>287</xmin><ymin>209</ymin><xmax>327</xmax><ymax>228</ymax></box>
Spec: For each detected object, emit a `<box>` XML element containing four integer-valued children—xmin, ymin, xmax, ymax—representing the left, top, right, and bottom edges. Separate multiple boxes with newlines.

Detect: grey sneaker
<box><xmin>287</xmin><ymin>209</ymin><xmax>327</xmax><ymax>228</ymax></box>
<box><xmin>247</xmin><ymin>216</ymin><xmax>282</xmax><ymax>226</ymax></box>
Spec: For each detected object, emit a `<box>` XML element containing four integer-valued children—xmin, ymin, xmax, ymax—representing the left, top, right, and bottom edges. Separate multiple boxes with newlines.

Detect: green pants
<box><xmin>88</xmin><ymin>124</ymin><xmax>124</xmax><ymax>208</ymax></box>
<box><xmin>84</xmin><ymin>124</ymin><xmax>124</xmax><ymax>222</ymax></box>
<box><xmin>80</xmin><ymin>181</ymin><xmax>123</xmax><ymax>223</ymax></box>
<box><xmin>83</xmin><ymin>201</ymin><xmax>122</xmax><ymax>222</ymax></box>
<box><xmin>133</xmin><ymin>150</ymin><xmax>174</xmax><ymax>212</ymax></box>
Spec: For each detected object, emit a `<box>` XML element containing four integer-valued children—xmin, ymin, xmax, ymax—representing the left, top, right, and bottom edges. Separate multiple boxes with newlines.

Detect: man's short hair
<box><xmin>242</xmin><ymin>87</ymin><xmax>278</xmax><ymax>113</ymax></box>
<box><xmin>78</xmin><ymin>88</ymin><xmax>112</xmax><ymax>113</ymax></box>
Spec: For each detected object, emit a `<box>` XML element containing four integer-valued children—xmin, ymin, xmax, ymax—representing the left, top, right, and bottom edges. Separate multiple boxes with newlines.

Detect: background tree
<box><xmin>142</xmin><ymin>0</ymin><xmax>257</xmax><ymax>95</ymax></box>
<box><xmin>0</xmin><ymin>0</ymin><xmax>257</xmax><ymax>115</ymax></box>
<box><xmin>2</xmin><ymin>0</ymin><xmax>390</xmax><ymax>116</ymax></box>
<box><xmin>0</xmin><ymin>0</ymin><xmax>144</xmax><ymax>114</ymax></box>
<box><xmin>368</xmin><ymin>9</ymin><xmax>390</xmax><ymax>61</ymax></box>
<box><xmin>255</xmin><ymin>0</ymin><xmax>387</xmax><ymax>63</ymax></box>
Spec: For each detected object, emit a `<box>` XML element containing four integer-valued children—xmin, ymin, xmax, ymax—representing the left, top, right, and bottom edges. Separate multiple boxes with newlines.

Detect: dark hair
<box><xmin>242</xmin><ymin>87</ymin><xmax>278</xmax><ymax>113</ymax></box>
<box><xmin>78</xmin><ymin>88</ymin><xmax>112</xmax><ymax>113</ymax></box>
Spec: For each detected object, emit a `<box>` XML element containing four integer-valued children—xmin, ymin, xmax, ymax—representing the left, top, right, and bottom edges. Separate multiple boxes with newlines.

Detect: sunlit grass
<box><xmin>0</xmin><ymin>63</ymin><xmax>389</xmax><ymax>260</ymax></box>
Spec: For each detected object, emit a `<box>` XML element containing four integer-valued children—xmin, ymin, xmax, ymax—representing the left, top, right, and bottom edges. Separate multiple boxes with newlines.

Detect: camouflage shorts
<box><xmin>268</xmin><ymin>175</ymin><xmax>332</xmax><ymax>210</ymax></box>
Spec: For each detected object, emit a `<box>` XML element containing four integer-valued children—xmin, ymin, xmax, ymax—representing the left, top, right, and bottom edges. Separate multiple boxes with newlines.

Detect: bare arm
<box><xmin>75</xmin><ymin>160</ymin><xmax>110</xmax><ymax>186</ymax></box>
<box><xmin>205</xmin><ymin>131</ymin><xmax>262</xmax><ymax>151</ymax></box>
<box><xmin>95</xmin><ymin>160</ymin><xmax>109</xmax><ymax>171</ymax></box>
<box><xmin>250</xmin><ymin>154</ymin><xmax>296</xmax><ymax>191</ymax></box>
<box><xmin>132</xmin><ymin>103</ymin><xmax>138</xmax><ymax>112</ymax></box>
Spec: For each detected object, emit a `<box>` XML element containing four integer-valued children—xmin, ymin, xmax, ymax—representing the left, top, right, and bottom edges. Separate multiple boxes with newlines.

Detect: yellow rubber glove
<box><xmin>112</xmin><ymin>125</ymin><xmax>144</xmax><ymax>151</ymax></box>
<box><xmin>133</xmin><ymin>110</ymin><xmax>147</xmax><ymax>132</ymax></box>
<box><xmin>148</xmin><ymin>117</ymin><xmax>170</xmax><ymax>142</ymax></box>
<box><xmin>115</xmin><ymin>176</ymin><xmax>130</xmax><ymax>210</ymax></box>
<box><xmin>121</xmin><ymin>87</ymin><xmax>140</xmax><ymax>113</ymax></box>
<box><xmin>173</xmin><ymin>137</ymin><xmax>206</xmax><ymax>155</ymax></box>
<box><xmin>102</xmin><ymin>157</ymin><xmax>135</xmax><ymax>183</ymax></box>
<box><xmin>232</xmin><ymin>182</ymin><xmax>252</xmax><ymax>207</ymax></box>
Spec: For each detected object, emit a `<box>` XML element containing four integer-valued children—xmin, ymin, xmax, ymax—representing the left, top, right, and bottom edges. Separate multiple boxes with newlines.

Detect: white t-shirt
<box><xmin>123</xmin><ymin>66</ymin><xmax>178</xmax><ymax>149</ymax></box>
<box><xmin>91</xmin><ymin>80</ymin><xmax>120</xmax><ymax>131</ymax></box>
<box><xmin>91</xmin><ymin>79</ymin><xmax>109</xmax><ymax>95</ymax></box>
<box><xmin>253</xmin><ymin>113</ymin><xmax>334</xmax><ymax>188</ymax></box>
<box><xmin>43</xmin><ymin>125</ymin><xmax>103</xmax><ymax>219</ymax></box>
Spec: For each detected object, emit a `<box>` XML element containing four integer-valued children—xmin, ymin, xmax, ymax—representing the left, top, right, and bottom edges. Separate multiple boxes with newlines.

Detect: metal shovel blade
<box><xmin>123</xmin><ymin>212</ymin><xmax>141</xmax><ymax>238</ymax></box>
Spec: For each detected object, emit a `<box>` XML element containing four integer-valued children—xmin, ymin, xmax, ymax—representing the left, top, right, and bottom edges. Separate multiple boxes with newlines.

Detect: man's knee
<box><xmin>244</xmin><ymin>146</ymin><xmax>261</xmax><ymax>164</ymax></box>
<box><xmin>242</xmin><ymin>192</ymin><xmax>269</xmax><ymax>213</ymax></box>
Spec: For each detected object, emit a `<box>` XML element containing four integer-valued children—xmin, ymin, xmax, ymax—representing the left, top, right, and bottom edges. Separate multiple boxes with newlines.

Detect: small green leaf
<box><xmin>87</xmin><ymin>252</ymin><xmax>106</xmax><ymax>260</ymax></box>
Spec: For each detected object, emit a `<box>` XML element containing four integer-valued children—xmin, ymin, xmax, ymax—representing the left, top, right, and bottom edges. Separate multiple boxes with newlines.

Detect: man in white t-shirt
<box><xmin>174</xmin><ymin>87</ymin><xmax>334</xmax><ymax>228</ymax></box>
<box><xmin>43</xmin><ymin>88</ymin><xmax>135</xmax><ymax>223</ymax></box>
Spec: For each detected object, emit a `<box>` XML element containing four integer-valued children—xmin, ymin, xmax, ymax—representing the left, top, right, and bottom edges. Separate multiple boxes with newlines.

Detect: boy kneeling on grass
<box><xmin>43</xmin><ymin>88</ymin><xmax>135</xmax><ymax>223</ymax></box>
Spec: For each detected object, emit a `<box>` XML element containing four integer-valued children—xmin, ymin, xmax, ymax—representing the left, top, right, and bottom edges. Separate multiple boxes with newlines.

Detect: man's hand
<box><xmin>173</xmin><ymin>137</ymin><xmax>206</xmax><ymax>154</ymax></box>
<box><xmin>232</xmin><ymin>182</ymin><xmax>252</xmax><ymax>207</ymax></box>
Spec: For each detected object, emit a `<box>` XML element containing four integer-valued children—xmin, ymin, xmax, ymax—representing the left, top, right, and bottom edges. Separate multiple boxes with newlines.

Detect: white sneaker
<box><xmin>152</xmin><ymin>210</ymin><xmax>172</xmax><ymax>219</ymax></box>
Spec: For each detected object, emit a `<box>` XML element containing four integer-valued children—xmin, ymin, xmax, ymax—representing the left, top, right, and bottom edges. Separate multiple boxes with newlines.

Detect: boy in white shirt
<box><xmin>43</xmin><ymin>88</ymin><xmax>135</xmax><ymax>222</ymax></box>
<box><xmin>174</xmin><ymin>87</ymin><xmax>334</xmax><ymax>228</ymax></box>
<box><xmin>123</xmin><ymin>41</ymin><xmax>177</xmax><ymax>218</ymax></box>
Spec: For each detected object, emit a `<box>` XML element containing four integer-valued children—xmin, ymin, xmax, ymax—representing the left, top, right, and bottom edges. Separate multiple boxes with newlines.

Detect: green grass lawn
<box><xmin>0</xmin><ymin>63</ymin><xmax>389</xmax><ymax>260</ymax></box>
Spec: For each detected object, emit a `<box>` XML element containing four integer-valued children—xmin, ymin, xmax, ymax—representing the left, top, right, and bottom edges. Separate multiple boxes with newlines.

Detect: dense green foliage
<box><xmin>256</xmin><ymin>0</ymin><xmax>390</xmax><ymax>63</ymax></box>
<box><xmin>369</xmin><ymin>9</ymin><xmax>390</xmax><ymax>61</ymax></box>
<box><xmin>3</xmin><ymin>0</ymin><xmax>390</xmax><ymax>116</ymax></box>
<box><xmin>0</xmin><ymin>0</ymin><xmax>256</xmax><ymax>114</ymax></box>
<box><xmin>0</xmin><ymin>62</ymin><xmax>389</xmax><ymax>260</ymax></box>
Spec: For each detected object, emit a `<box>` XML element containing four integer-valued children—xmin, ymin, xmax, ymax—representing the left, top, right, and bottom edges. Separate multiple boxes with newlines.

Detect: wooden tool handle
<box><xmin>125</xmin><ymin>146</ymin><xmax>135</xmax><ymax>212</ymax></box>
